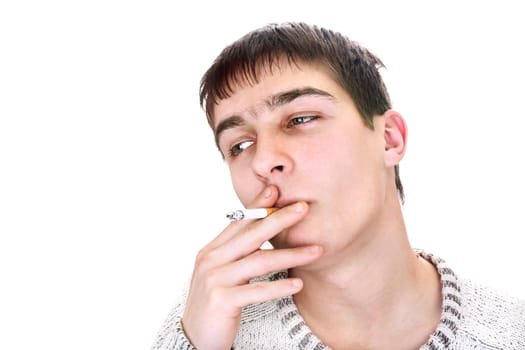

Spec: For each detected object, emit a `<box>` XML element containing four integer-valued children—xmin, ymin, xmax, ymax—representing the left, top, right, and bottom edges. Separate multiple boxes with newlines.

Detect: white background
<box><xmin>1</xmin><ymin>1</ymin><xmax>524</xmax><ymax>349</ymax></box>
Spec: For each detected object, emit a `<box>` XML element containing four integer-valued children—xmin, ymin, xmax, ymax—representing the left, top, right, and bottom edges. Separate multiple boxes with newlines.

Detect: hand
<box><xmin>181</xmin><ymin>185</ymin><xmax>323</xmax><ymax>350</ymax></box>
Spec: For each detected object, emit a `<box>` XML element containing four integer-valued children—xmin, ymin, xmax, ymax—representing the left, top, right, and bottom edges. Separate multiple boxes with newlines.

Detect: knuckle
<box><xmin>251</xmin><ymin>249</ymin><xmax>265</xmax><ymax>259</ymax></box>
<box><xmin>250</xmin><ymin>250</ymin><xmax>273</xmax><ymax>270</ymax></box>
<box><xmin>201</xmin><ymin>268</ymin><xmax>221</xmax><ymax>289</ymax></box>
<box><xmin>208</xmin><ymin>287</ymin><xmax>226</xmax><ymax>309</ymax></box>
<box><xmin>194</xmin><ymin>248</ymin><xmax>214</xmax><ymax>272</ymax></box>
<box><xmin>249</xmin><ymin>281</ymin><xmax>266</xmax><ymax>292</ymax></box>
<box><xmin>240</xmin><ymin>225</ymin><xmax>257</xmax><ymax>239</ymax></box>
<box><xmin>246</xmin><ymin>281</ymin><xmax>269</xmax><ymax>299</ymax></box>
<box><xmin>194</xmin><ymin>248</ymin><xmax>207</xmax><ymax>265</ymax></box>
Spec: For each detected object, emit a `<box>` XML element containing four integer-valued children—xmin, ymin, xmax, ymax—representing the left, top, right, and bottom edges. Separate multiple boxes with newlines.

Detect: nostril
<box><xmin>273</xmin><ymin>165</ymin><xmax>284</xmax><ymax>172</ymax></box>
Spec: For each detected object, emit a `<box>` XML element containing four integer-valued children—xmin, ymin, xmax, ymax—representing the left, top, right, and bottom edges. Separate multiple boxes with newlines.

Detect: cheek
<box><xmin>304</xmin><ymin>133</ymin><xmax>352</xmax><ymax>169</ymax></box>
<box><xmin>308</xmin><ymin>132</ymin><xmax>381</xmax><ymax>190</ymax></box>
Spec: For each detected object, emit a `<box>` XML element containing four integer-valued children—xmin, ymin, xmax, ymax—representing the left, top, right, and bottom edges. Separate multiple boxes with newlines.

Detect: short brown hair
<box><xmin>199</xmin><ymin>22</ymin><xmax>404</xmax><ymax>202</ymax></box>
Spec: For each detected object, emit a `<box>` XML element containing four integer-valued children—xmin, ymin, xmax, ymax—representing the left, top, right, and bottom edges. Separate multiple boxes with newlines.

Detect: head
<box><xmin>200</xmin><ymin>22</ymin><xmax>404</xmax><ymax>202</ymax></box>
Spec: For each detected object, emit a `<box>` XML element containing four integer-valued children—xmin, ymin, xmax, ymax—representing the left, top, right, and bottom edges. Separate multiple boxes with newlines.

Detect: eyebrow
<box><xmin>214</xmin><ymin>87</ymin><xmax>334</xmax><ymax>145</ymax></box>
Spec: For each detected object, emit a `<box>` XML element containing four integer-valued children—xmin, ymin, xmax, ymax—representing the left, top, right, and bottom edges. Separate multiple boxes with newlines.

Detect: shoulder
<box><xmin>150</xmin><ymin>281</ymin><xmax>192</xmax><ymax>350</ymax></box>
<box><xmin>456</xmin><ymin>277</ymin><xmax>525</xmax><ymax>349</ymax></box>
<box><xmin>417</xmin><ymin>251</ymin><xmax>525</xmax><ymax>349</ymax></box>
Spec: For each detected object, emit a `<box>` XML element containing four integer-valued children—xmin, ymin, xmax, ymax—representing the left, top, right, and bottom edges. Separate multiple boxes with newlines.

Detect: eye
<box><xmin>228</xmin><ymin>140</ymin><xmax>254</xmax><ymax>157</ymax></box>
<box><xmin>287</xmin><ymin>115</ymin><xmax>318</xmax><ymax>127</ymax></box>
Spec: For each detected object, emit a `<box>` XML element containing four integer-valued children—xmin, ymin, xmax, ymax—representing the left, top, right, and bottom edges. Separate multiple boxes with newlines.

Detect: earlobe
<box><xmin>383</xmin><ymin>111</ymin><xmax>408</xmax><ymax>167</ymax></box>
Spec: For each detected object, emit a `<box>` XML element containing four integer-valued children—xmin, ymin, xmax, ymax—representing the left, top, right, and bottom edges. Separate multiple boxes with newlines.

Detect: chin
<box><xmin>272</xmin><ymin>219</ymin><xmax>318</xmax><ymax>249</ymax></box>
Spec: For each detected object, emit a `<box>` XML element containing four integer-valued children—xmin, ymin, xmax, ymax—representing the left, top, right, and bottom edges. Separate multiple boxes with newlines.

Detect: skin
<box><xmin>182</xmin><ymin>61</ymin><xmax>442</xmax><ymax>350</ymax></box>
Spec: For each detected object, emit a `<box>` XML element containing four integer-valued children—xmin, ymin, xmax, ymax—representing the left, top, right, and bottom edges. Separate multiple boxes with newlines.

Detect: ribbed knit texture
<box><xmin>151</xmin><ymin>252</ymin><xmax>525</xmax><ymax>349</ymax></box>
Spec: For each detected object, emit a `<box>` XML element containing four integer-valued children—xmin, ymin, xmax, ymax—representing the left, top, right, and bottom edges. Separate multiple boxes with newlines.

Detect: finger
<box><xmin>215</xmin><ymin>201</ymin><xmax>308</xmax><ymax>263</ymax></box>
<box><xmin>217</xmin><ymin>278</ymin><xmax>304</xmax><ymax>310</ymax></box>
<box><xmin>218</xmin><ymin>245</ymin><xmax>323</xmax><ymax>285</ymax></box>
<box><xmin>188</xmin><ymin>185</ymin><xmax>279</xmax><ymax>270</ymax></box>
<box><xmin>200</xmin><ymin>185</ymin><xmax>279</xmax><ymax>252</ymax></box>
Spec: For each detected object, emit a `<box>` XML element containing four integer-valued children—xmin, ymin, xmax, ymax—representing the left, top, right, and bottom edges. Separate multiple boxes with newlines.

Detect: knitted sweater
<box><xmin>151</xmin><ymin>252</ymin><xmax>525</xmax><ymax>349</ymax></box>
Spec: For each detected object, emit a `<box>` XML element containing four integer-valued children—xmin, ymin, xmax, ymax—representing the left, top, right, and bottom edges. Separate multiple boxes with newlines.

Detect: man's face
<box><xmin>212</xmin><ymin>62</ymin><xmax>391</xmax><ymax>253</ymax></box>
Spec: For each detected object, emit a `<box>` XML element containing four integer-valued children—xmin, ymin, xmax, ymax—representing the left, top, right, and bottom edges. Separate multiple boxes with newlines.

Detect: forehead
<box><xmin>211</xmin><ymin>61</ymin><xmax>342</xmax><ymax>127</ymax></box>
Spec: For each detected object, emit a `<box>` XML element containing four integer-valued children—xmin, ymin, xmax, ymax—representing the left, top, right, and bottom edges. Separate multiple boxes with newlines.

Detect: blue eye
<box><xmin>288</xmin><ymin>115</ymin><xmax>318</xmax><ymax>127</ymax></box>
<box><xmin>229</xmin><ymin>140</ymin><xmax>254</xmax><ymax>157</ymax></box>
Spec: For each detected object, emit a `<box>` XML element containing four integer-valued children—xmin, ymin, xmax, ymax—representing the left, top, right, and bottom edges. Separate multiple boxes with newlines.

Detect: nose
<box><xmin>250</xmin><ymin>135</ymin><xmax>292</xmax><ymax>180</ymax></box>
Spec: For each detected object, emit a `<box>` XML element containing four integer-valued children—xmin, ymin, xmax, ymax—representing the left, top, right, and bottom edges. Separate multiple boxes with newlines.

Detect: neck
<box><xmin>289</xmin><ymin>204</ymin><xmax>442</xmax><ymax>349</ymax></box>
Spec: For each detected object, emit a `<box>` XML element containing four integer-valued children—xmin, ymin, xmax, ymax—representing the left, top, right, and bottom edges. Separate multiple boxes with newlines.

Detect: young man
<box><xmin>152</xmin><ymin>22</ymin><xmax>525</xmax><ymax>349</ymax></box>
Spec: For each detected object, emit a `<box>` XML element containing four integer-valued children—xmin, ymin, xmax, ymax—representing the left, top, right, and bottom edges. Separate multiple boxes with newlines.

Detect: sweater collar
<box><xmin>273</xmin><ymin>250</ymin><xmax>462</xmax><ymax>350</ymax></box>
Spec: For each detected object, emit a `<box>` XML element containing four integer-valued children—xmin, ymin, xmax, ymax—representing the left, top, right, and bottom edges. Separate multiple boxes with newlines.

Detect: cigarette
<box><xmin>226</xmin><ymin>208</ymin><xmax>279</xmax><ymax>221</ymax></box>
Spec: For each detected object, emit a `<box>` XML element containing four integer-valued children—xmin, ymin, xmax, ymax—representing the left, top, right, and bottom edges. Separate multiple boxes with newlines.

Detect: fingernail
<box><xmin>291</xmin><ymin>279</ymin><xmax>302</xmax><ymax>288</ymax></box>
<box><xmin>294</xmin><ymin>202</ymin><xmax>304</xmax><ymax>213</ymax></box>
<box><xmin>264</xmin><ymin>187</ymin><xmax>272</xmax><ymax>198</ymax></box>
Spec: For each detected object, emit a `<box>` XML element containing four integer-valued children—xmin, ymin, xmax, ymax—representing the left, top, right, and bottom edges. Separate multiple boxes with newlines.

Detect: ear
<box><xmin>383</xmin><ymin>110</ymin><xmax>407</xmax><ymax>167</ymax></box>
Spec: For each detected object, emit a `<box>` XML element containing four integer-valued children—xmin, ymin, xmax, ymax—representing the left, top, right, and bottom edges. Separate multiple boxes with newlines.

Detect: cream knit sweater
<box><xmin>151</xmin><ymin>252</ymin><xmax>525</xmax><ymax>349</ymax></box>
